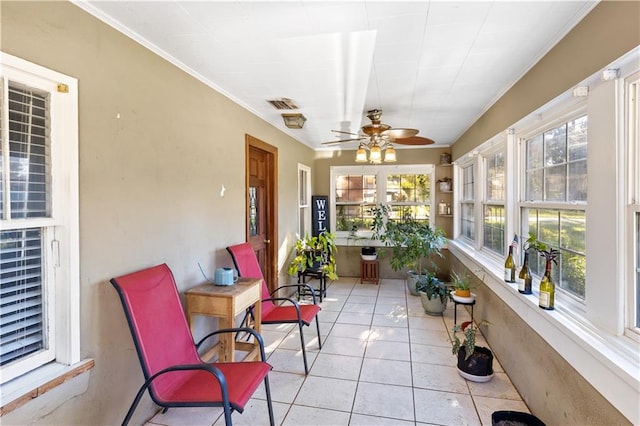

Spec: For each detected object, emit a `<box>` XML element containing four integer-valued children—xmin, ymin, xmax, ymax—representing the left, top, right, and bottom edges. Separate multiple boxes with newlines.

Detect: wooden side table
<box><xmin>185</xmin><ymin>277</ymin><xmax>262</xmax><ymax>362</ymax></box>
<box><xmin>360</xmin><ymin>259</ymin><xmax>379</xmax><ymax>284</ymax></box>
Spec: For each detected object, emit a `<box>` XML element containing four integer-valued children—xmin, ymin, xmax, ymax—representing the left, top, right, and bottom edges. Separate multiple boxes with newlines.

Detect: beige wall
<box><xmin>1</xmin><ymin>1</ymin><xmax>313</xmax><ymax>424</ymax></box>
<box><xmin>451</xmin><ymin>1</ymin><xmax>640</xmax><ymax>160</ymax></box>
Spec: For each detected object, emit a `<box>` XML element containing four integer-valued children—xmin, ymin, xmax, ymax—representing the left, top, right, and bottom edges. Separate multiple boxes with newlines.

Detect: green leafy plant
<box><xmin>525</xmin><ymin>232</ymin><xmax>560</xmax><ymax>264</ymax></box>
<box><xmin>416</xmin><ymin>272</ymin><xmax>450</xmax><ymax>303</ymax></box>
<box><xmin>370</xmin><ymin>204</ymin><xmax>446</xmax><ymax>274</ymax></box>
<box><xmin>451</xmin><ymin>320</ymin><xmax>488</xmax><ymax>360</ymax></box>
<box><xmin>287</xmin><ymin>232</ymin><xmax>338</xmax><ymax>280</ymax></box>
<box><xmin>451</xmin><ymin>270</ymin><xmax>472</xmax><ymax>291</ymax></box>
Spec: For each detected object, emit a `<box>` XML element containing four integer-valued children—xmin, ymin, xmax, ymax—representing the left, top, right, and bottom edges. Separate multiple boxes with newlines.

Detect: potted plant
<box><xmin>416</xmin><ymin>272</ymin><xmax>450</xmax><ymax>315</ymax></box>
<box><xmin>370</xmin><ymin>204</ymin><xmax>446</xmax><ymax>295</ymax></box>
<box><xmin>451</xmin><ymin>320</ymin><xmax>494</xmax><ymax>382</ymax></box>
<box><xmin>287</xmin><ymin>231</ymin><xmax>339</xmax><ymax>281</ymax></box>
<box><xmin>525</xmin><ymin>232</ymin><xmax>560</xmax><ymax>310</ymax></box>
<box><xmin>451</xmin><ymin>270</ymin><xmax>473</xmax><ymax>300</ymax></box>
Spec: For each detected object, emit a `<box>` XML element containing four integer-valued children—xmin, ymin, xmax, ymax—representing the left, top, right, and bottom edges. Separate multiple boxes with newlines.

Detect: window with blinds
<box><xmin>1</xmin><ymin>82</ymin><xmax>51</xmax><ymax>368</ymax></box>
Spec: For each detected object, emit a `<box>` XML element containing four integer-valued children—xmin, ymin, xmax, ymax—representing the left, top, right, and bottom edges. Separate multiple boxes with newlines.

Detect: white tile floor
<box><xmin>146</xmin><ymin>277</ymin><xmax>531</xmax><ymax>426</ymax></box>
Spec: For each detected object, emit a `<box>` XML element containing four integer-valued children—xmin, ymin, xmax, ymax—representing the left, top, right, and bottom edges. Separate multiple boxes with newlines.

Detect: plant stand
<box><xmin>360</xmin><ymin>259</ymin><xmax>379</xmax><ymax>285</ymax></box>
<box><xmin>297</xmin><ymin>269</ymin><xmax>327</xmax><ymax>302</ymax></box>
<box><xmin>453</xmin><ymin>297</ymin><xmax>475</xmax><ymax>326</ymax></box>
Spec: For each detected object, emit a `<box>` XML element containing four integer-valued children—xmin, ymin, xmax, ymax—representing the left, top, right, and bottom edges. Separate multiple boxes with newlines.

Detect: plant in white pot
<box><xmin>416</xmin><ymin>272</ymin><xmax>450</xmax><ymax>315</ymax></box>
<box><xmin>370</xmin><ymin>204</ymin><xmax>446</xmax><ymax>295</ymax></box>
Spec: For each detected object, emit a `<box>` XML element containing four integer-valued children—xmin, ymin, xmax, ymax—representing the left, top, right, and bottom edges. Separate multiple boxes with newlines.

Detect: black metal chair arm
<box><xmin>196</xmin><ymin>327</ymin><xmax>268</xmax><ymax>361</ymax></box>
<box><xmin>270</xmin><ymin>284</ymin><xmax>318</xmax><ymax>304</ymax></box>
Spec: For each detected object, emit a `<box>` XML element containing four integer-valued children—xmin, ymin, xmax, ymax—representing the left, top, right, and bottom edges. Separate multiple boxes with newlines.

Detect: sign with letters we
<box><xmin>311</xmin><ymin>195</ymin><xmax>329</xmax><ymax>237</ymax></box>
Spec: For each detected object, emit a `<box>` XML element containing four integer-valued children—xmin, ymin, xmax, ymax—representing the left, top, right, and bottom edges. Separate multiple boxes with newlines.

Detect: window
<box><xmin>297</xmin><ymin>164</ymin><xmax>311</xmax><ymax>237</ymax></box>
<box><xmin>331</xmin><ymin>165</ymin><xmax>433</xmax><ymax>235</ymax></box>
<box><xmin>460</xmin><ymin>163</ymin><xmax>475</xmax><ymax>241</ymax></box>
<box><xmin>0</xmin><ymin>53</ymin><xmax>79</xmax><ymax>383</ymax></box>
<box><xmin>627</xmin><ymin>72</ymin><xmax>640</xmax><ymax>333</ymax></box>
<box><xmin>483</xmin><ymin>151</ymin><xmax>505</xmax><ymax>255</ymax></box>
<box><xmin>522</xmin><ymin>115</ymin><xmax>587</xmax><ymax>299</ymax></box>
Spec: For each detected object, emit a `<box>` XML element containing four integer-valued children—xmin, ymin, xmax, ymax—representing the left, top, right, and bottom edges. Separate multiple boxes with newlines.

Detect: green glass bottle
<box><xmin>538</xmin><ymin>259</ymin><xmax>555</xmax><ymax>310</ymax></box>
<box><xmin>504</xmin><ymin>246</ymin><xmax>516</xmax><ymax>283</ymax></box>
<box><xmin>518</xmin><ymin>252</ymin><xmax>532</xmax><ymax>294</ymax></box>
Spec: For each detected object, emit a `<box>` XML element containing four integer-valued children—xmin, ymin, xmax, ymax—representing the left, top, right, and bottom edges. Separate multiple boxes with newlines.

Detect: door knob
<box><xmin>264</xmin><ymin>239</ymin><xmax>271</xmax><ymax>244</ymax></box>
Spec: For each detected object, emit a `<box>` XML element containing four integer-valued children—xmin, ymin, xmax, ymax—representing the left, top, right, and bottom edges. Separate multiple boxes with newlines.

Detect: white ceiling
<box><xmin>76</xmin><ymin>0</ymin><xmax>598</xmax><ymax>150</ymax></box>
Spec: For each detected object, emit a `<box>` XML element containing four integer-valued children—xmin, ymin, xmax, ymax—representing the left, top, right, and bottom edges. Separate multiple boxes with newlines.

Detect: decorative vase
<box><xmin>419</xmin><ymin>292</ymin><xmax>447</xmax><ymax>316</ymax></box>
<box><xmin>457</xmin><ymin>346</ymin><xmax>494</xmax><ymax>382</ymax></box>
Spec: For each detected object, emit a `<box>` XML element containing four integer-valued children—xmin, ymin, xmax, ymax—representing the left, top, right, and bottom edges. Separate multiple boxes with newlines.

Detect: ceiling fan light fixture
<box><xmin>281</xmin><ymin>113</ymin><xmax>306</xmax><ymax>129</ymax></box>
<box><xmin>355</xmin><ymin>145</ymin><xmax>368</xmax><ymax>162</ymax></box>
<box><xmin>384</xmin><ymin>145</ymin><xmax>397</xmax><ymax>162</ymax></box>
<box><xmin>369</xmin><ymin>144</ymin><xmax>382</xmax><ymax>163</ymax></box>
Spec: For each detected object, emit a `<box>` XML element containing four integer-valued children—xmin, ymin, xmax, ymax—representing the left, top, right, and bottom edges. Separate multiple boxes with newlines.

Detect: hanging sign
<box><xmin>311</xmin><ymin>195</ymin><xmax>329</xmax><ymax>236</ymax></box>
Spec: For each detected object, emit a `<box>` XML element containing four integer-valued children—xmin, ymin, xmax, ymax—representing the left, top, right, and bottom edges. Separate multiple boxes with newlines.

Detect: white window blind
<box><xmin>1</xmin><ymin>82</ymin><xmax>51</xmax><ymax>368</ymax></box>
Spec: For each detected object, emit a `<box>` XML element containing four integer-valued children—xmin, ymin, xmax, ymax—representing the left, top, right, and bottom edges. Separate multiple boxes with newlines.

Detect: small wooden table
<box><xmin>185</xmin><ymin>277</ymin><xmax>262</xmax><ymax>362</ymax></box>
<box><xmin>360</xmin><ymin>259</ymin><xmax>379</xmax><ymax>284</ymax></box>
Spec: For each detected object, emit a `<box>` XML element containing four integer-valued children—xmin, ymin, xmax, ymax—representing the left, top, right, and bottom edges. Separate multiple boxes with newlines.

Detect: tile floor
<box><xmin>146</xmin><ymin>277</ymin><xmax>531</xmax><ymax>426</ymax></box>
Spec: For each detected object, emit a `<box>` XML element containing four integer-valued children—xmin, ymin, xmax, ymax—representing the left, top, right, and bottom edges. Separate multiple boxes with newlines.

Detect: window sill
<box><xmin>448</xmin><ymin>240</ymin><xmax>640</xmax><ymax>424</ymax></box>
<box><xmin>0</xmin><ymin>359</ymin><xmax>95</xmax><ymax>416</ymax></box>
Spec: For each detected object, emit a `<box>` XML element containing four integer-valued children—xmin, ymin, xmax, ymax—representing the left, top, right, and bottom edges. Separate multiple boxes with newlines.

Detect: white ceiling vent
<box><xmin>267</xmin><ymin>98</ymin><xmax>298</xmax><ymax>110</ymax></box>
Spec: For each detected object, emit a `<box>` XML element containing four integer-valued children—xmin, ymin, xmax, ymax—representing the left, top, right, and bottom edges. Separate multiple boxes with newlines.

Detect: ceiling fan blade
<box><xmin>322</xmin><ymin>137</ymin><xmax>367</xmax><ymax>145</ymax></box>
<box><xmin>394</xmin><ymin>136</ymin><xmax>435</xmax><ymax>145</ymax></box>
<box><xmin>384</xmin><ymin>128</ymin><xmax>419</xmax><ymax>139</ymax></box>
<box><xmin>331</xmin><ymin>129</ymin><xmax>361</xmax><ymax>136</ymax></box>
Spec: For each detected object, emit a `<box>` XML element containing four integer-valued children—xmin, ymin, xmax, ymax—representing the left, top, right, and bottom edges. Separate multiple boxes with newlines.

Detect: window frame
<box><xmin>330</xmin><ymin>164</ymin><xmax>434</xmax><ymax>242</ymax></box>
<box><xmin>481</xmin><ymin>142</ymin><xmax>507</xmax><ymax>256</ymax></box>
<box><xmin>297</xmin><ymin>163</ymin><xmax>311</xmax><ymax>238</ymax></box>
<box><xmin>518</xmin><ymin>107</ymin><xmax>588</xmax><ymax>303</ymax></box>
<box><xmin>458</xmin><ymin>159</ymin><xmax>477</xmax><ymax>245</ymax></box>
<box><xmin>625</xmin><ymin>71</ymin><xmax>640</xmax><ymax>341</ymax></box>
<box><xmin>0</xmin><ymin>52</ymin><xmax>80</xmax><ymax>384</ymax></box>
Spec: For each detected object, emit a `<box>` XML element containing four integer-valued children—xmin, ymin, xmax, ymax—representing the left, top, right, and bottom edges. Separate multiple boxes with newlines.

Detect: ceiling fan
<box><xmin>323</xmin><ymin>109</ymin><xmax>434</xmax><ymax>163</ymax></box>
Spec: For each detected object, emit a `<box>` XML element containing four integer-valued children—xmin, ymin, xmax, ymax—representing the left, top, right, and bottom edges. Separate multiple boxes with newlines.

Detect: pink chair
<box><xmin>110</xmin><ymin>263</ymin><xmax>274</xmax><ymax>426</ymax></box>
<box><xmin>227</xmin><ymin>242</ymin><xmax>322</xmax><ymax>375</ymax></box>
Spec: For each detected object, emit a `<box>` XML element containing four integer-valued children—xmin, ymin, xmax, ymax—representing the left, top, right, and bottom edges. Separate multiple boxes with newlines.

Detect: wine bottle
<box><xmin>504</xmin><ymin>246</ymin><xmax>516</xmax><ymax>283</ymax></box>
<box><xmin>518</xmin><ymin>252</ymin><xmax>532</xmax><ymax>294</ymax></box>
<box><xmin>538</xmin><ymin>259</ymin><xmax>555</xmax><ymax>310</ymax></box>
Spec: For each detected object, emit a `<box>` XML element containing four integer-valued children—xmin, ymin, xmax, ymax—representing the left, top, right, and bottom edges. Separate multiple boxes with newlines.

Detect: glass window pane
<box><xmin>483</xmin><ymin>205</ymin><xmax>505</xmax><ymax>255</ymax></box>
<box><xmin>527</xmin><ymin>134</ymin><xmax>543</xmax><ymax>170</ymax></box>
<box><xmin>525</xmin><ymin>208</ymin><xmax>585</xmax><ymax>298</ymax></box>
<box><xmin>568</xmin><ymin>115</ymin><xmax>588</xmax><ymax>161</ymax></box>
<box><xmin>544</xmin><ymin>164</ymin><xmax>566</xmax><ymax>201</ymax></box>
<box><xmin>486</xmin><ymin>152</ymin><xmax>504</xmax><ymax>201</ymax></box>
<box><xmin>386</xmin><ymin>174</ymin><xmax>430</xmax><ymax>203</ymax></box>
<box><xmin>463</xmin><ymin>165</ymin><xmax>474</xmax><ymax>200</ymax></box>
<box><xmin>568</xmin><ymin>160</ymin><xmax>587</xmax><ymax>202</ymax></box>
<box><xmin>461</xmin><ymin>202</ymin><xmax>475</xmax><ymax>240</ymax></box>
<box><xmin>526</xmin><ymin>169</ymin><xmax>543</xmax><ymax>201</ymax></box>
<box><xmin>560</xmin><ymin>249</ymin><xmax>586</xmax><ymax>298</ymax></box>
<box><xmin>560</xmin><ymin>210</ymin><xmax>585</xmax><ymax>253</ymax></box>
<box><xmin>544</xmin><ymin>124</ymin><xmax>567</xmax><ymax>166</ymax></box>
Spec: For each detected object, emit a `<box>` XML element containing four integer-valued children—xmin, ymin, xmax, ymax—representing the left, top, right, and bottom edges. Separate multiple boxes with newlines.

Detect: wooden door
<box><xmin>246</xmin><ymin>135</ymin><xmax>278</xmax><ymax>293</ymax></box>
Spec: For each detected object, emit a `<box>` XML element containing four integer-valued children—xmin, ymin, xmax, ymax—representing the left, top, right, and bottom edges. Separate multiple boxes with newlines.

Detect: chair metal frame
<box><xmin>111</xmin><ymin>263</ymin><xmax>275</xmax><ymax>426</ymax></box>
<box><xmin>226</xmin><ymin>243</ymin><xmax>322</xmax><ymax>375</ymax></box>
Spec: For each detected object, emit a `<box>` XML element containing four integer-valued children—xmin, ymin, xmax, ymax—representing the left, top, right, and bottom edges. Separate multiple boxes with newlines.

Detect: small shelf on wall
<box><xmin>438</xmin><ymin>214</ymin><xmax>453</xmax><ymax>218</ymax></box>
<box><xmin>440</xmin><ymin>190</ymin><xmax>453</xmax><ymax>194</ymax></box>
